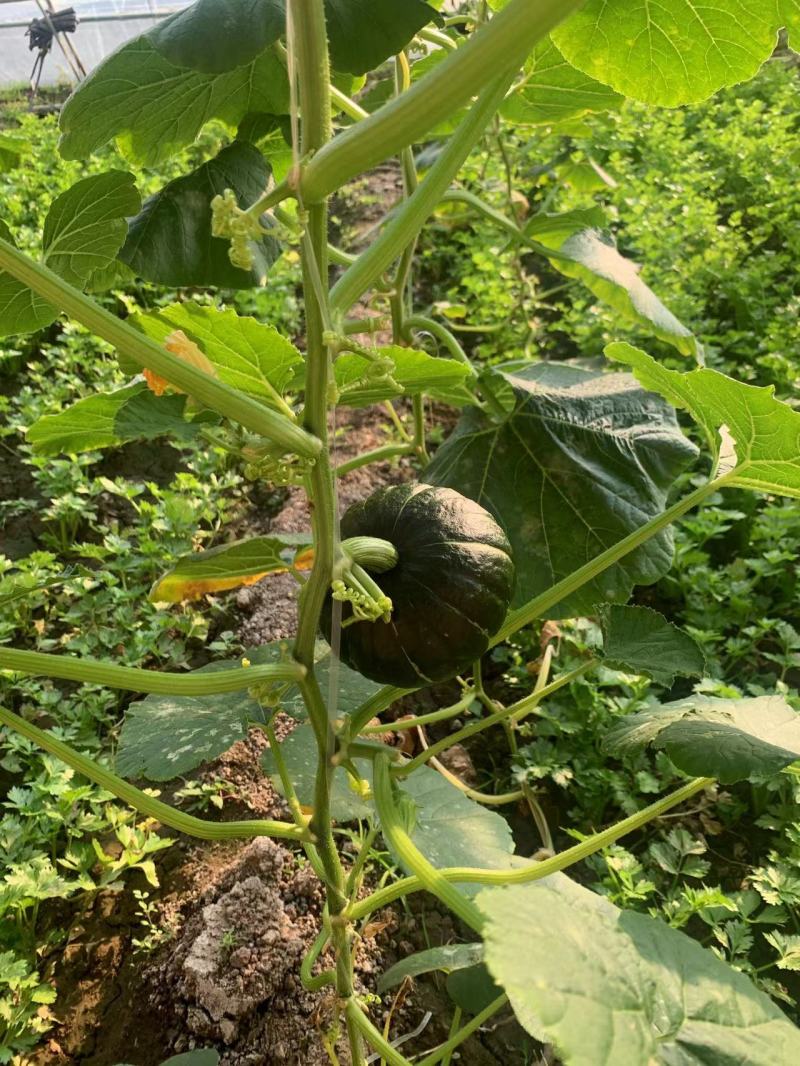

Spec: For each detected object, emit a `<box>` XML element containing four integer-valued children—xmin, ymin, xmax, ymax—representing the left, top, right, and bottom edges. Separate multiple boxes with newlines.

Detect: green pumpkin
<box><xmin>321</xmin><ymin>484</ymin><xmax>515</xmax><ymax>687</ymax></box>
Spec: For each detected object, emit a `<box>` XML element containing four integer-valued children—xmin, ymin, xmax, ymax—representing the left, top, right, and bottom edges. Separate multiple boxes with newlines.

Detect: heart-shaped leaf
<box><xmin>427</xmin><ymin>362</ymin><xmax>698</xmax><ymax>614</ymax></box>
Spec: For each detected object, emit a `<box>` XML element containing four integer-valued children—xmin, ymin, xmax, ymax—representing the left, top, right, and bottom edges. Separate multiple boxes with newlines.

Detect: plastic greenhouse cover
<box><xmin>0</xmin><ymin>1</ymin><xmax>182</xmax><ymax>87</ymax></box>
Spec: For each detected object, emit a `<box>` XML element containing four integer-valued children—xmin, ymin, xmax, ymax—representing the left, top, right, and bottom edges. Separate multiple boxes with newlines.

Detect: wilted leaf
<box><xmin>151</xmin><ymin>534</ymin><xmax>311</xmax><ymax>603</ymax></box>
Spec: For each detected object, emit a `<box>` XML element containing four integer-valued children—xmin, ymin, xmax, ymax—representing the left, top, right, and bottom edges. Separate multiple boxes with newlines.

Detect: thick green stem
<box><xmin>345</xmin><ymin>1000</ymin><xmax>413</xmax><ymax>1066</ymax></box>
<box><xmin>351</xmin><ymin>776</ymin><xmax>713</xmax><ymax>920</ymax></box>
<box><xmin>374</xmin><ymin>755</ymin><xmax>484</xmax><ymax>931</ymax></box>
<box><xmin>330</xmin><ymin>74</ymin><xmax>513</xmax><ymax>316</ymax></box>
<box><xmin>290</xmin><ymin>5</ymin><xmax>363</xmax><ymax>1060</ymax></box>
<box><xmin>341</xmin><ymin>536</ymin><xmax>398</xmax><ymax>573</ymax></box>
<box><xmin>0</xmin><ymin>705</ymin><xmax>307</xmax><ymax>842</ymax></box>
<box><xmin>300</xmin><ymin>0</ymin><xmax>584</xmax><ymax>202</ymax></box>
<box><xmin>335</xmin><ymin>443</ymin><xmax>412</xmax><ymax>476</ymax></box>
<box><xmin>0</xmin><ymin>647</ymin><xmax>303</xmax><ymax>695</ymax></box>
<box><xmin>0</xmin><ymin>238</ymin><xmax>320</xmax><ymax>458</ymax></box>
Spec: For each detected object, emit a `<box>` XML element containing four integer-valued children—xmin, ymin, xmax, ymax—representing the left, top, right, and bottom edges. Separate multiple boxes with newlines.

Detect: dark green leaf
<box><xmin>59</xmin><ymin>38</ymin><xmax>289</xmax><ymax>165</ymax></box>
<box><xmin>598</xmin><ymin>604</ymin><xmax>706</xmax><ymax>685</ymax></box>
<box><xmin>132</xmin><ymin>303</ymin><xmax>302</xmax><ymax>408</ymax></box>
<box><xmin>42</xmin><ymin>171</ymin><xmax>141</xmax><ymax>288</ymax></box>
<box><xmin>149</xmin><ymin>0</ymin><xmax>285</xmax><ymax>74</ymax></box>
<box><xmin>446</xmin><ymin>963</ymin><xmax>503</xmax><ymax>1015</ymax></box>
<box><xmin>120</xmin><ymin>143</ymin><xmax>280</xmax><ymax>288</ymax></box>
<box><xmin>324</xmin><ymin>0</ymin><xmax>439</xmax><ymax>75</ymax></box>
<box><xmin>378</xmin><ymin>943</ymin><xmax>483</xmax><ymax>992</ymax></box>
<box><xmin>479</xmin><ymin>875</ymin><xmax>800</xmax><ymax>1064</ymax></box>
<box><xmin>552</xmin><ymin>0</ymin><xmax>780</xmax><ymax>107</ymax></box>
<box><xmin>27</xmin><ymin>383</ymin><xmax>204</xmax><ymax>457</ymax></box>
<box><xmin>608</xmin><ymin>342</ymin><xmax>800</xmax><ymax>499</ymax></box>
<box><xmin>427</xmin><ymin>363</ymin><xmax>698</xmax><ymax>614</ymax></box>
<box><xmin>528</xmin><ymin>215</ymin><xmax>698</xmax><ymax>357</ymax></box>
<box><xmin>605</xmin><ymin>695</ymin><xmax>800</xmax><ymax>784</ymax></box>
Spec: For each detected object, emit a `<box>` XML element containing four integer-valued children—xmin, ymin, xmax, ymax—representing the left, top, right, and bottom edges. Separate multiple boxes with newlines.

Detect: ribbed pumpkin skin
<box><xmin>320</xmin><ymin>484</ymin><xmax>515</xmax><ymax>687</ymax></box>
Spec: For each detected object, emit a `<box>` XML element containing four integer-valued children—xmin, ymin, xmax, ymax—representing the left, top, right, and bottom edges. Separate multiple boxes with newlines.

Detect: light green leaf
<box><xmin>324</xmin><ymin>0</ymin><xmax>439</xmax><ymax>74</ymax></box>
<box><xmin>59</xmin><ymin>38</ymin><xmax>289</xmax><ymax>165</ymax></box>
<box><xmin>41</xmin><ymin>171</ymin><xmax>140</xmax><ymax>288</ymax></box>
<box><xmin>335</xmin><ymin>346</ymin><xmax>474</xmax><ymax>407</ymax></box>
<box><xmin>553</xmin><ymin>0</ymin><xmax>780</xmax><ymax>107</ymax></box>
<box><xmin>120</xmin><ymin>143</ymin><xmax>280</xmax><ymax>289</ymax></box>
<box><xmin>0</xmin><ymin>571</ymin><xmax>70</xmax><ymax>610</ymax></box>
<box><xmin>608</xmin><ymin>342</ymin><xmax>800</xmax><ymax>498</ymax></box>
<box><xmin>501</xmin><ymin>38</ymin><xmax>622</xmax><ymax>125</ymax></box>
<box><xmin>0</xmin><ymin>220</ymin><xmax>58</xmax><ymax>338</ymax></box>
<box><xmin>605</xmin><ymin>694</ymin><xmax>800</xmax><ymax>784</ymax></box>
<box><xmin>780</xmin><ymin>0</ymin><xmax>800</xmax><ymax>46</ymax></box>
<box><xmin>150</xmin><ymin>533</ymin><xmax>311</xmax><ymax>603</ymax></box>
<box><xmin>378</xmin><ymin>943</ymin><xmax>483</xmax><ymax>992</ymax></box>
<box><xmin>149</xmin><ymin>0</ymin><xmax>285</xmax><ymax>74</ymax></box>
<box><xmin>479</xmin><ymin>876</ymin><xmax>800</xmax><ymax>1065</ymax></box>
<box><xmin>116</xmin><ymin>645</ymin><xmax>287</xmax><ymax>781</ymax></box>
<box><xmin>598</xmin><ymin>604</ymin><xmax>706</xmax><ymax>685</ymax></box>
<box><xmin>427</xmin><ymin>362</ymin><xmax>698</xmax><ymax>614</ymax></box>
<box><xmin>528</xmin><ymin>215</ymin><xmax>698</xmax><ymax>357</ymax></box>
<box><xmin>26</xmin><ymin>383</ymin><xmax>205</xmax><ymax>457</ymax></box>
<box><xmin>132</xmin><ymin>303</ymin><xmax>302</xmax><ymax>408</ymax></box>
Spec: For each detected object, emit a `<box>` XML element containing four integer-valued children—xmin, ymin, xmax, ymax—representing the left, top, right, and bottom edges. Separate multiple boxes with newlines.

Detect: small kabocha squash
<box><xmin>320</xmin><ymin>484</ymin><xmax>515</xmax><ymax>687</ymax></box>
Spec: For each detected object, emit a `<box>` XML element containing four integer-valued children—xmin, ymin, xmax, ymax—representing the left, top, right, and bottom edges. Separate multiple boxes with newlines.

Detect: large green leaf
<box><xmin>598</xmin><ymin>604</ymin><xmax>706</xmax><ymax>685</ymax></box>
<box><xmin>26</xmin><ymin>383</ymin><xmax>205</xmax><ymax>457</ymax></box>
<box><xmin>606</xmin><ymin>694</ymin><xmax>800</xmax><ymax>784</ymax></box>
<box><xmin>149</xmin><ymin>0</ymin><xmax>285</xmax><ymax>74</ymax></box>
<box><xmin>501</xmin><ymin>38</ymin><xmax>622</xmax><ymax>126</ymax></box>
<box><xmin>324</xmin><ymin>0</ymin><xmax>439</xmax><ymax>74</ymax></box>
<box><xmin>334</xmin><ymin>346</ymin><xmax>474</xmax><ymax>407</ymax></box>
<box><xmin>150</xmin><ymin>533</ymin><xmax>311</xmax><ymax>603</ymax></box>
<box><xmin>781</xmin><ymin>0</ymin><xmax>800</xmax><ymax>46</ymax></box>
<box><xmin>528</xmin><ymin>215</ymin><xmax>698</xmax><ymax>357</ymax></box>
<box><xmin>0</xmin><ymin>221</ymin><xmax>58</xmax><ymax>338</ymax></box>
<box><xmin>42</xmin><ymin>171</ymin><xmax>141</xmax><ymax>289</ymax></box>
<box><xmin>608</xmin><ymin>342</ymin><xmax>800</xmax><ymax>498</ymax></box>
<box><xmin>479</xmin><ymin>876</ymin><xmax>800</xmax><ymax>1065</ymax></box>
<box><xmin>132</xmin><ymin>302</ymin><xmax>302</xmax><ymax>408</ymax></box>
<box><xmin>553</xmin><ymin>0</ymin><xmax>780</xmax><ymax>107</ymax></box>
<box><xmin>59</xmin><ymin>38</ymin><xmax>289</xmax><ymax>165</ymax></box>
<box><xmin>426</xmin><ymin>363</ymin><xmax>698</xmax><ymax>614</ymax></box>
<box><xmin>116</xmin><ymin>645</ymin><xmax>287</xmax><ymax>781</ymax></box>
<box><xmin>120</xmin><ymin>144</ymin><xmax>280</xmax><ymax>288</ymax></box>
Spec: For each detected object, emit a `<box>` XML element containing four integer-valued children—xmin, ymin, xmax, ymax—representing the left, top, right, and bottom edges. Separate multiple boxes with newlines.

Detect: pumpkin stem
<box><xmin>332</xmin><ymin>538</ymin><xmax>397</xmax><ymax>624</ymax></box>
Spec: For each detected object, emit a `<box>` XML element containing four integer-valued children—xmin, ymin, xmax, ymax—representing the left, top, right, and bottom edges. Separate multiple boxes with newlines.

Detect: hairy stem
<box><xmin>0</xmin><ymin>238</ymin><xmax>320</xmax><ymax>458</ymax></box>
<box><xmin>0</xmin><ymin>706</ymin><xmax>308</xmax><ymax>842</ymax></box>
<box><xmin>300</xmin><ymin>0</ymin><xmax>584</xmax><ymax>201</ymax></box>
<box><xmin>0</xmin><ymin>647</ymin><xmax>303</xmax><ymax>695</ymax></box>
